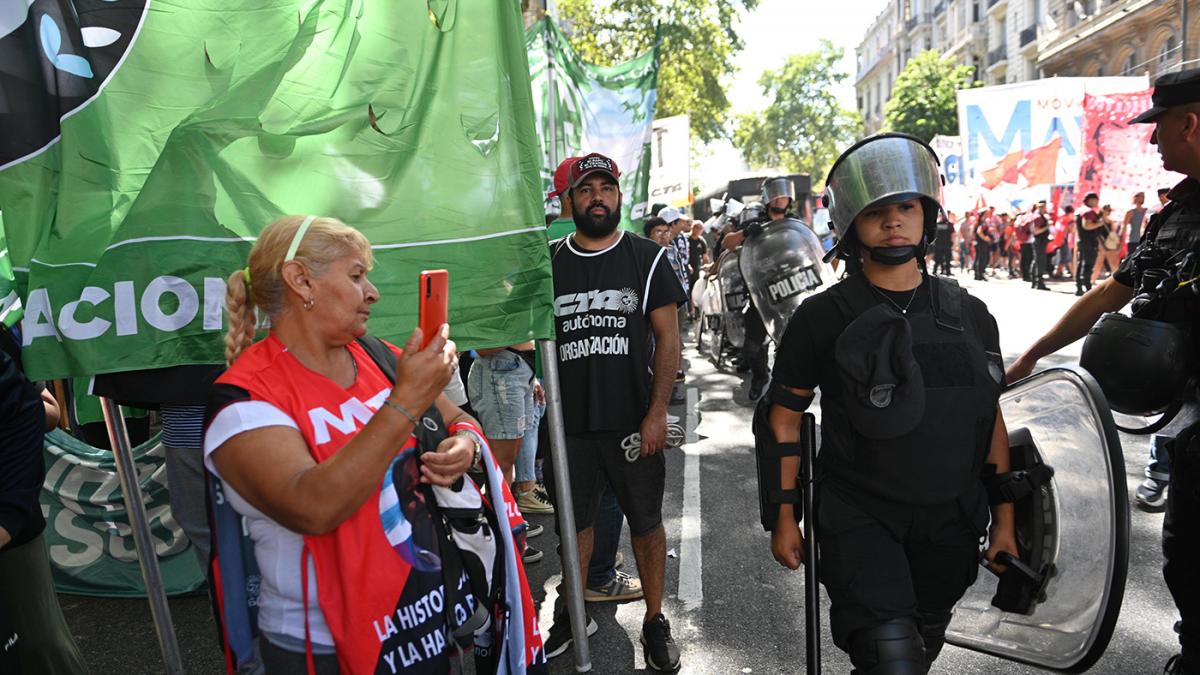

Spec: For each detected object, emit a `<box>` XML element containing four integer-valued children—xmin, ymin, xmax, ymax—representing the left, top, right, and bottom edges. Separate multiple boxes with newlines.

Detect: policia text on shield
<box><xmin>754</xmin><ymin>133</ymin><xmax>1021</xmax><ymax>674</ymax></box>
<box><xmin>1008</xmin><ymin>67</ymin><xmax>1200</xmax><ymax>675</ymax></box>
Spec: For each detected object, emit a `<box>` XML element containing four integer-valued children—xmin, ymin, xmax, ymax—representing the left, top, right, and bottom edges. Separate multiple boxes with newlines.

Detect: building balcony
<box><xmin>986</xmin><ymin>0</ymin><xmax>1007</xmax><ymax>16</ymax></box>
<box><xmin>988</xmin><ymin>46</ymin><xmax>1008</xmax><ymax>67</ymax></box>
<box><xmin>1019</xmin><ymin>24</ymin><xmax>1037</xmax><ymax>50</ymax></box>
<box><xmin>906</xmin><ymin>12</ymin><xmax>930</xmax><ymax>32</ymax></box>
<box><xmin>1038</xmin><ymin>0</ymin><xmax>1163</xmax><ymax>68</ymax></box>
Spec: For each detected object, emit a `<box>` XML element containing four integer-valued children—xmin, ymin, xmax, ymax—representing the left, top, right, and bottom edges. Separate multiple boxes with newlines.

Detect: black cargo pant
<box><xmin>933</xmin><ymin>244</ymin><xmax>953</xmax><ymax>276</ymax></box>
<box><xmin>973</xmin><ymin>242</ymin><xmax>991</xmax><ymax>279</ymax></box>
<box><xmin>1076</xmin><ymin>241</ymin><xmax>1098</xmax><ymax>292</ymax></box>
<box><xmin>1018</xmin><ymin>243</ymin><xmax>1033</xmax><ymax>281</ymax></box>
<box><xmin>1031</xmin><ymin>237</ymin><xmax>1049</xmax><ymax>287</ymax></box>
<box><xmin>743</xmin><ymin>303</ymin><xmax>768</xmax><ymax>382</ymax></box>
<box><xmin>1164</xmin><ymin>419</ymin><xmax>1200</xmax><ymax>668</ymax></box>
<box><xmin>817</xmin><ymin>482</ymin><xmax>984</xmax><ymax>668</ymax></box>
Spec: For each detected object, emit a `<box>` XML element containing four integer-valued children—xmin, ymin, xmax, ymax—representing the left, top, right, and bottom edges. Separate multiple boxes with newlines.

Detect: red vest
<box><xmin>216</xmin><ymin>335</ymin><xmax>545</xmax><ymax>674</ymax></box>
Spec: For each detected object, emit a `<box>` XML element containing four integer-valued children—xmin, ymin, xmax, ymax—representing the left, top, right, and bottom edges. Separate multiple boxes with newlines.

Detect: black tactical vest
<box><xmin>818</xmin><ymin>274</ymin><xmax>1003</xmax><ymax>506</ymax></box>
<box><xmin>1133</xmin><ymin>180</ymin><xmax>1200</xmax><ymax>328</ymax></box>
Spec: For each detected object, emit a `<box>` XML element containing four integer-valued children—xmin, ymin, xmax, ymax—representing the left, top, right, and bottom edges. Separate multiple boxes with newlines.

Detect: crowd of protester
<box><xmin>930</xmin><ymin>187</ymin><xmax>1171</xmax><ymax>295</ymax></box>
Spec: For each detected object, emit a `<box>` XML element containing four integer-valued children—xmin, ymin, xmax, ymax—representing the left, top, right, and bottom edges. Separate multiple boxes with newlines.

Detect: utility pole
<box><xmin>1183</xmin><ymin>0</ymin><xmax>1190</xmax><ymax>68</ymax></box>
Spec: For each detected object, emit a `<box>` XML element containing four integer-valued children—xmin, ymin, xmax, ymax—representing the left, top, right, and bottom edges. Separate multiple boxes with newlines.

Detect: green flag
<box><xmin>0</xmin><ymin>0</ymin><xmax>552</xmax><ymax>380</ymax></box>
<box><xmin>526</xmin><ymin>19</ymin><xmax>659</xmax><ymax>240</ymax></box>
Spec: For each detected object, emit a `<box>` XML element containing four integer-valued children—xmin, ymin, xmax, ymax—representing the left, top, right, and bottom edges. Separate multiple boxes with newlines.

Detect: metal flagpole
<box><xmin>545</xmin><ymin>2</ymin><xmax>558</xmax><ymax>170</ymax></box>
<box><xmin>540</xmin><ymin>5</ymin><xmax>590</xmax><ymax>667</ymax></box>
<box><xmin>538</xmin><ymin>343</ymin><xmax>592</xmax><ymax>672</ymax></box>
<box><xmin>539</xmin><ymin>3</ymin><xmax>591</xmax><ymax>671</ymax></box>
<box><xmin>100</xmin><ymin>397</ymin><xmax>184</xmax><ymax>675</ymax></box>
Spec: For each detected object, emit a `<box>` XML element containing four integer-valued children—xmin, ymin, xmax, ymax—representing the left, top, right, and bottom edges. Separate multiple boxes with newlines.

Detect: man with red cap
<box><xmin>543</xmin><ymin>153</ymin><xmax>685</xmax><ymax>671</ymax></box>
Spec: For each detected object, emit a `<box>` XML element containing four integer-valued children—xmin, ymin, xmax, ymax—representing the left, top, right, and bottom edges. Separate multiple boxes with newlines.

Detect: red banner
<box><xmin>1075</xmin><ymin>90</ymin><xmax>1183</xmax><ymax>210</ymax></box>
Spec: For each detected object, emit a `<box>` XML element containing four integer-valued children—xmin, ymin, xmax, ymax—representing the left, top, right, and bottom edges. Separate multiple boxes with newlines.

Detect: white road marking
<box><xmin>679</xmin><ymin>386</ymin><xmax>703</xmax><ymax>611</ymax></box>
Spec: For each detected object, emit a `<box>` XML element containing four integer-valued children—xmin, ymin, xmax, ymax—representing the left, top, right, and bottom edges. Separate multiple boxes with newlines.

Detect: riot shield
<box><xmin>740</xmin><ymin>217</ymin><xmax>836</xmax><ymax>343</ymax></box>
<box><xmin>946</xmin><ymin>366</ymin><xmax>1129</xmax><ymax>673</ymax></box>
<box><xmin>717</xmin><ymin>250</ymin><xmax>748</xmax><ymax>348</ymax></box>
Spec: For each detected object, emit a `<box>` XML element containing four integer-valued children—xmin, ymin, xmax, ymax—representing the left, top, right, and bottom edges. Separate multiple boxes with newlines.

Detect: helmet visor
<box><xmin>824</xmin><ymin>134</ymin><xmax>943</xmax><ymax>239</ymax></box>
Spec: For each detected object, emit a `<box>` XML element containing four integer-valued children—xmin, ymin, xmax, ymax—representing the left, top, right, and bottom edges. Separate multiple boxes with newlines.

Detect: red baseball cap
<box><xmin>548</xmin><ymin>156</ymin><xmax>580</xmax><ymax>199</ymax></box>
<box><xmin>566</xmin><ymin>153</ymin><xmax>621</xmax><ymax>190</ymax></box>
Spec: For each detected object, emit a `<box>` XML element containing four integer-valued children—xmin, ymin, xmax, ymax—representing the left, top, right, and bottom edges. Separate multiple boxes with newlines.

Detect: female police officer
<box><xmin>763</xmin><ymin>134</ymin><xmax>1018</xmax><ymax>673</ymax></box>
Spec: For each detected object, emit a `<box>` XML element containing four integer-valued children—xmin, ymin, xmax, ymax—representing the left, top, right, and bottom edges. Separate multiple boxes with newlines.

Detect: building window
<box><xmin>1158</xmin><ymin>35</ymin><xmax>1178</xmax><ymax>72</ymax></box>
<box><xmin>972</xmin><ymin>0</ymin><xmax>979</xmax><ymax>22</ymax></box>
<box><xmin>1122</xmin><ymin>51</ymin><xmax>1137</xmax><ymax>75</ymax></box>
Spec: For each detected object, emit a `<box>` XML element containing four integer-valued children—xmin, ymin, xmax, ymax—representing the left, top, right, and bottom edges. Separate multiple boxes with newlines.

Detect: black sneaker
<box><xmin>544</xmin><ymin>613</ymin><xmax>599</xmax><ymax>659</ymax></box>
<box><xmin>523</xmin><ymin>545</ymin><xmax>544</xmax><ymax>565</ymax></box>
<box><xmin>641</xmin><ymin>613</ymin><xmax>680</xmax><ymax>672</ymax></box>
<box><xmin>526</xmin><ymin>522</ymin><xmax>545</xmax><ymax>539</ymax></box>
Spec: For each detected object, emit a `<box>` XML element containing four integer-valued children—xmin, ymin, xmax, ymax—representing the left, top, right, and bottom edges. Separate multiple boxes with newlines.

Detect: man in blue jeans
<box><xmin>1138</xmin><ymin>400</ymin><xmax>1200</xmax><ymax>510</ymax></box>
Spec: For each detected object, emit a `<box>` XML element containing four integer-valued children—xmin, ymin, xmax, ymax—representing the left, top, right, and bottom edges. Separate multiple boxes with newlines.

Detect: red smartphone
<box><xmin>418</xmin><ymin>269</ymin><xmax>448</xmax><ymax>350</ymax></box>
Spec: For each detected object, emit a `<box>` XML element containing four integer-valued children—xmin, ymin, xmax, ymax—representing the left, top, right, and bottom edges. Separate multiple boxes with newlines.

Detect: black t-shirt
<box><xmin>772</xmin><ymin>276</ymin><xmax>1002</xmax><ymax>507</ymax></box>
<box><xmin>1077</xmin><ymin>210</ymin><xmax>1102</xmax><ymax>246</ymax></box>
<box><xmin>550</xmin><ymin>231</ymin><xmax>686</xmax><ymax>434</ymax></box>
<box><xmin>1032</xmin><ymin>214</ymin><xmax>1050</xmax><ymax>243</ymax></box>
<box><xmin>772</xmin><ymin>280</ymin><xmax>1000</xmax><ymax>393</ymax></box>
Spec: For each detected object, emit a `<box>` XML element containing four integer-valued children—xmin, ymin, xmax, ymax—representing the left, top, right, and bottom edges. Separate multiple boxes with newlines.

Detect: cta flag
<box><xmin>526</xmin><ymin>18</ymin><xmax>659</xmax><ymax>240</ymax></box>
<box><xmin>0</xmin><ymin>0</ymin><xmax>553</xmax><ymax>380</ymax></box>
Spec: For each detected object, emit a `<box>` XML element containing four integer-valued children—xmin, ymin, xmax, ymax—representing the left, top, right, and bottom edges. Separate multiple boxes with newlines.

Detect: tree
<box><xmin>883</xmin><ymin>50</ymin><xmax>979</xmax><ymax>142</ymax></box>
<box><xmin>553</xmin><ymin>0</ymin><xmax>757</xmax><ymax>143</ymax></box>
<box><xmin>733</xmin><ymin>40</ymin><xmax>861</xmax><ymax>182</ymax></box>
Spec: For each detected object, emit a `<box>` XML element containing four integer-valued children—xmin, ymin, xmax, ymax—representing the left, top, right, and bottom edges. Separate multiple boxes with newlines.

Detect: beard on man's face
<box><xmin>573</xmin><ymin>199</ymin><xmax>622</xmax><ymax>237</ymax></box>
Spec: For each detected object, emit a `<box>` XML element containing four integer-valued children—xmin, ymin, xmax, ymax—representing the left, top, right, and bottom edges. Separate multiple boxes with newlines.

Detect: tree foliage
<box><xmin>883</xmin><ymin>50</ymin><xmax>979</xmax><ymax>142</ymax></box>
<box><xmin>552</xmin><ymin>0</ymin><xmax>757</xmax><ymax>143</ymax></box>
<box><xmin>733</xmin><ymin>40</ymin><xmax>861</xmax><ymax>182</ymax></box>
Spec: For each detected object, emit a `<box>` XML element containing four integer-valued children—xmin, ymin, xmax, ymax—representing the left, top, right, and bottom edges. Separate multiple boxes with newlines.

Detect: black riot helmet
<box><xmin>1080</xmin><ymin>312</ymin><xmax>1195</xmax><ymax>418</ymax></box>
<box><xmin>822</xmin><ymin>133</ymin><xmax>944</xmax><ymax>264</ymax></box>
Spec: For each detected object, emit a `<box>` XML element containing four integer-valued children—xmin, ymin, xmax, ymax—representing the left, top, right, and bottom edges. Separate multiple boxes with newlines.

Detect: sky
<box><xmin>692</xmin><ymin>0</ymin><xmax>889</xmax><ymax>192</ymax></box>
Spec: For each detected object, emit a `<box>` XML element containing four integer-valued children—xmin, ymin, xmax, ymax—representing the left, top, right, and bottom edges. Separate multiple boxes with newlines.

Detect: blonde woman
<box><xmin>204</xmin><ymin>216</ymin><xmax>529</xmax><ymax>674</ymax></box>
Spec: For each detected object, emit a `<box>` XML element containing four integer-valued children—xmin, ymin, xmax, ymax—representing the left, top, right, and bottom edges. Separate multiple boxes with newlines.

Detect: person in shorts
<box><xmin>543</xmin><ymin>152</ymin><xmax>686</xmax><ymax>671</ymax></box>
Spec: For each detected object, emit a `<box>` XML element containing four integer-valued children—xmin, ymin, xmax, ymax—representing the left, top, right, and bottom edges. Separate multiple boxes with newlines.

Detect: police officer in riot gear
<box><xmin>721</xmin><ymin>177</ymin><xmax>796</xmax><ymax>398</ymax></box>
<box><xmin>1008</xmin><ymin>68</ymin><xmax>1200</xmax><ymax>675</ymax></box>
<box><xmin>760</xmin><ymin>133</ymin><xmax>1018</xmax><ymax>673</ymax></box>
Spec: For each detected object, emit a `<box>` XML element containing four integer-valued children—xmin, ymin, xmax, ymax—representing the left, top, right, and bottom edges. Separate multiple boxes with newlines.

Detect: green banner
<box><xmin>526</xmin><ymin>19</ymin><xmax>659</xmax><ymax>240</ymax></box>
<box><xmin>41</xmin><ymin>429</ymin><xmax>204</xmax><ymax>597</ymax></box>
<box><xmin>0</xmin><ymin>0</ymin><xmax>553</xmax><ymax>380</ymax></box>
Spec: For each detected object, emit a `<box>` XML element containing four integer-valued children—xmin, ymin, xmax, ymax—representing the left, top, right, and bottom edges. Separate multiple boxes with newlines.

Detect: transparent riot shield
<box><xmin>740</xmin><ymin>217</ymin><xmax>836</xmax><ymax>343</ymax></box>
<box><xmin>718</xmin><ymin>249</ymin><xmax>748</xmax><ymax>348</ymax></box>
<box><xmin>946</xmin><ymin>366</ymin><xmax>1129</xmax><ymax>673</ymax></box>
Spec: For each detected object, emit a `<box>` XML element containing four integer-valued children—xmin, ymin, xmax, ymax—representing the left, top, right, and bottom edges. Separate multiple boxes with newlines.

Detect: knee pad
<box><xmin>916</xmin><ymin>609</ymin><xmax>953</xmax><ymax>667</ymax></box>
<box><xmin>848</xmin><ymin>619</ymin><xmax>927</xmax><ymax>674</ymax></box>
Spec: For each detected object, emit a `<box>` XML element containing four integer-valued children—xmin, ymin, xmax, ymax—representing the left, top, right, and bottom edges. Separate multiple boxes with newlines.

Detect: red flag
<box><xmin>1018</xmin><ymin>137</ymin><xmax>1062</xmax><ymax>185</ymax></box>
<box><xmin>982</xmin><ymin>150</ymin><xmax>1023</xmax><ymax>189</ymax></box>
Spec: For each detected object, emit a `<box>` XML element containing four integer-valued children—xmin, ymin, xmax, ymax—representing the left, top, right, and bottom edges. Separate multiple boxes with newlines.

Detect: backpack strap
<box><xmin>355</xmin><ymin>335</ymin><xmax>397</xmax><ymax>384</ymax></box>
<box><xmin>930</xmin><ymin>276</ymin><xmax>965</xmax><ymax>334</ymax></box>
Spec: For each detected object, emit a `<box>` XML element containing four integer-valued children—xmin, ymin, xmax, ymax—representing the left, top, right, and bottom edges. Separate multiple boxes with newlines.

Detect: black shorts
<box><xmin>545</xmin><ymin>432</ymin><xmax>666</xmax><ymax>536</ymax></box>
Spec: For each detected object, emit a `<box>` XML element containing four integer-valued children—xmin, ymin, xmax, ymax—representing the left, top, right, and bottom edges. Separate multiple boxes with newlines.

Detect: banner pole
<box><xmin>544</xmin><ymin>7</ymin><xmax>558</xmax><ymax>169</ymax></box>
<box><xmin>537</xmin><ymin>340</ymin><xmax>592</xmax><ymax>672</ymax></box>
<box><xmin>99</xmin><ymin>397</ymin><xmax>184</xmax><ymax>675</ymax></box>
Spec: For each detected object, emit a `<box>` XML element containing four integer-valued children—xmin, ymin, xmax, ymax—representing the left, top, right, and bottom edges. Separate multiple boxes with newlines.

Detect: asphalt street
<box><xmin>58</xmin><ymin>270</ymin><xmax>1180</xmax><ymax>674</ymax></box>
